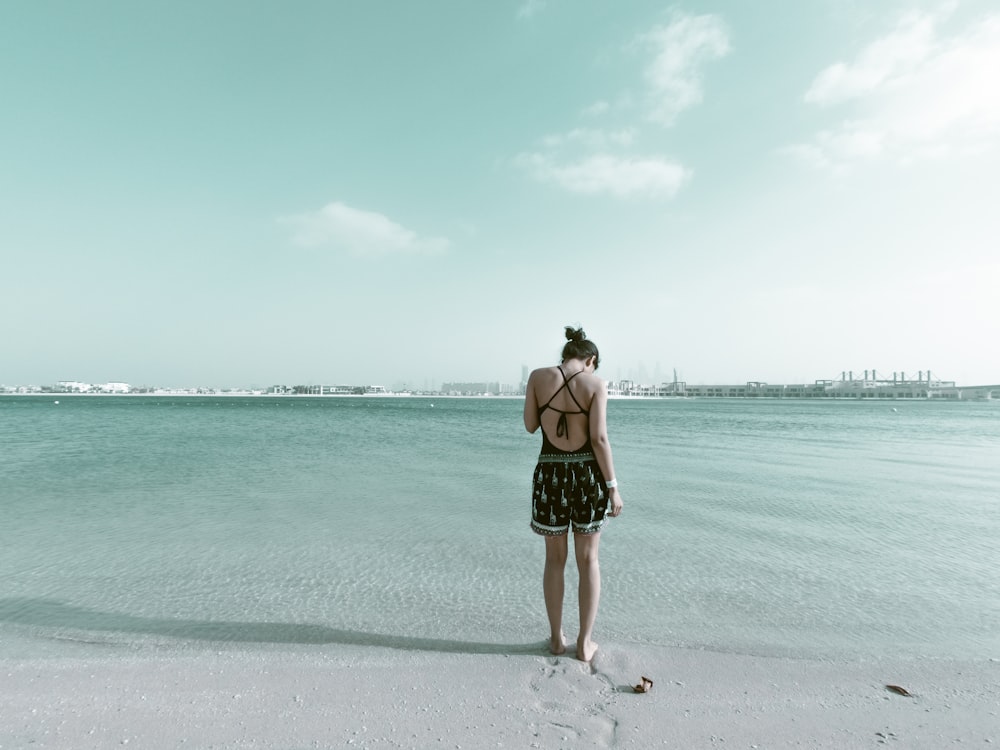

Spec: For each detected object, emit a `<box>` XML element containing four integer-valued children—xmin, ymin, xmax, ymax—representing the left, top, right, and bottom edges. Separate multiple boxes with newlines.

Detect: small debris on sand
<box><xmin>633</xmin><ymin>676</ymin><xmax>654</xmax><ymax>694</ymax></box>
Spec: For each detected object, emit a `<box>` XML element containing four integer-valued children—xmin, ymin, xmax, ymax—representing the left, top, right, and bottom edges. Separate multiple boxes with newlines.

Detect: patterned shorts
<box><xmin>530</xmin><ymin>450</ymin><xmax>609</xmax><ymax>536</ymax></box>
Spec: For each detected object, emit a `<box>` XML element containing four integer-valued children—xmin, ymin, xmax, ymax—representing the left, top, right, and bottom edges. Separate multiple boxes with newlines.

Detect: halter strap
<box><xmin>539</xmin><ymin>366</ymin><xmax>589</xmax><ymax>437</ymax></box>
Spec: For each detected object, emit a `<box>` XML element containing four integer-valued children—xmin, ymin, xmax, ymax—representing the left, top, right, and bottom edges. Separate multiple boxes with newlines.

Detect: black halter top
<box><xmin>538</xmin><ymin>366</ymin><xmax>590</xmax><ymax>450</ymax></box>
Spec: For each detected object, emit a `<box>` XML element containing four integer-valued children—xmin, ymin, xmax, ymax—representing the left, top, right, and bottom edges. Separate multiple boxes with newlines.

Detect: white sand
<box><xmin>3</xmin><ymin>643</ymin><xmax>997</xmax><ymax>749</ymax></box>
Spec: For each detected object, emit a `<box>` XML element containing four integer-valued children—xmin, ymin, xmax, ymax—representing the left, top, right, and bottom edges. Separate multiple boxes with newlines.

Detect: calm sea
<box><xmin>1</xmin><ymin>395</ymin><xmax>997</xmax><ymax>661</ymax></box>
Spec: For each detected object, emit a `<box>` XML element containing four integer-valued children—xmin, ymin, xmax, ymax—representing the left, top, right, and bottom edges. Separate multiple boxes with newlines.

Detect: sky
<box><xmin>2</xmin><ymin>0</ymin><xmax>999</xmax><ymax>389</ymax></box>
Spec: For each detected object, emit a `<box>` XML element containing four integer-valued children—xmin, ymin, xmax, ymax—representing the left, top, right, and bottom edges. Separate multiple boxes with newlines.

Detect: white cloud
<box><xmin>582</xmin><ymin>100</ymin><xmax>610</xmax><ymax>117</ymax></box>
<box><xmin>640</xmin><ymin>13</ymin><xmax>730</xmax><ymax>125</ymax></box>
<box><xmin>805</xmin><ymin>11</ymin><xmax>936</xmax><ymax>105</ymax></box>
<box><xmin>516</xmin><ymin>0</ymin><xmax>546</xmax><ymax>21</ymax></box>
<box><xmin>540</xmin><ymin>127</ymin><xmax>636</xmax><ymax>149</ymax></box>
<box><xmin>780</xmin><ymin>123</ymin><xmax>886</xmax><ymax>174</ymax></box>
<box><xmin>514</xmin><ymin>10</ymin><xmax>725</xmax><ymax>198</ymax></box>
<box><xmin>283</xmin><ymin>202</ymin><xmax>450</xmax><ymax>257</ymax></box>
<box><xmin>516</xmin><ymin>152</ymin><xmax>690</xmax><ymax>198</ymax></box>
<box><xmin>791</xmin><ymin>11</ymin><xmax>1000</xmax><ymax>169</ymax></box>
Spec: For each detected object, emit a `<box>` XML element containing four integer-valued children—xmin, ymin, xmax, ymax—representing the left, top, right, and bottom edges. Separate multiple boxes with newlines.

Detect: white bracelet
<box><xmin>605</xmin><ymin>478</ymin><xmax>618</xmax><ymax>489</ymax></box>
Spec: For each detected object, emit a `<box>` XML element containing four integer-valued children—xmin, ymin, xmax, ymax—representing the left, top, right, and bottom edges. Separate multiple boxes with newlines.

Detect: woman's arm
<box><xmin>589</xmin><ymin>380</ymin><xmax>623</xmax><ymax>516</ymax></box>
<box><xmin>523</xmin><ymin>370</ymin><xmax>540</xmax><ymax>433</ymax></box>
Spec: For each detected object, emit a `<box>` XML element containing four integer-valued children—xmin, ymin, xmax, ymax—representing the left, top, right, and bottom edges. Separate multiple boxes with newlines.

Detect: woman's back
<box><xmin>532</xmin><ymin>365</ymin><xmax>601</xmax><ymax>453</ymax></box>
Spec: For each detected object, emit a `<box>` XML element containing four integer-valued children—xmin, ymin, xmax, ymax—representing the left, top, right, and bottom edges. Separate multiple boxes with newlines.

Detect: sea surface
<box><xmin>1</xmin><ymin>395</ymin><xmax>997</xmax><ymax>661</ymax></box>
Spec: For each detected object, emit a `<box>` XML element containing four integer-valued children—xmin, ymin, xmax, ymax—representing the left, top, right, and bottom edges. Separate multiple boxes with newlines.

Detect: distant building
<box><xmin>441</xmin><ymin>381</ymin><xmax>503</xmax><ymax>396</ymax></box>
<box><xmin>643</xmin><ymin>370</ymin><xmax>982</xmax><ymax>399</ymax></box>
<box><xmin>326</xmin><ymin>385</ymin><xmax>364</xmax><ymax>395</ymax></box>
<box><xmin>601</xmin><ymin>369</ymin><xmax>985</xmax><ymax>399</ymax></box>
<box><xmin>57</xmin><ymin>381</ymin><xmax>93</xmax><ymax>393</ymax></box>
<box><xmin>269</xmin><ymin>384</ymin><xmax>384</xmax><ymax>395</ymax></box>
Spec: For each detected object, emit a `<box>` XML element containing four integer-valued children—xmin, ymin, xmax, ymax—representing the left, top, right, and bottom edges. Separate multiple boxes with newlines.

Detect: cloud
<box><xmin>804</xmin><ymin>11</ymin><xmax>936</xmax><ymax>105</ymax></box>
<box><xmin>516</xmin><ymin>0</ymin><xmax>546</xmax><ymax>21</ymax></box>
<box><xmin>789</xmin><ymin>10</ymin><xmax>1000</xmax><ymax>169</ymax></box>
<box><xmin>515</xmin><ymin>10</ymin><xmax>726</xmax><ymax>198</ymax></box>
<box><xmin>516</xmin><ymin>152</ymin><xmax>690</xmax><ymax>198</ymax></box>
<box><xmin>540</xmin><ymin>127</ymin><xmax>637</xmax><ymax>149</ymax></box>
<box><xmin>640</xmin><ymin>13</ymin><xmax>730</xmax><ymax>125</ymax></box>
<box><xmin>283</xmin><ymin>202</ymin><xmax>450</xmax><ymax>257</ymax></box>
<box><xmin>582</xmin><ymin>100</ymin><xmax>610</xmax><ymax>117</ymax></box>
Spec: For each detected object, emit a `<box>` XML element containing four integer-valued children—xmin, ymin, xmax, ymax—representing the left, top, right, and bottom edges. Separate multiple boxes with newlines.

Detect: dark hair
<box><xmin>561</xmin><ymin>326</ymin><xmax>600</xmax><ymax>370</ymax></box>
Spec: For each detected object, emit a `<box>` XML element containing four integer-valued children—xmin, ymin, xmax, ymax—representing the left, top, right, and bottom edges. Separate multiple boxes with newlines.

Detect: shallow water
<box><xmin>1</xmin><ymin>395</ymin><xmax>997</xmax><ymax>660</ymax></box>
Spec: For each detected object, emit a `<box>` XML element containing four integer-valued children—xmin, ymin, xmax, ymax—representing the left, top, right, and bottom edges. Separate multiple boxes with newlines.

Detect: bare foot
<box><xmin>576</xmin><ymin>637</ymin><xmax>598</xmax><ymax>662</ymax></box>
<box><xmin>549</xmin><ymin>633</ymin><xmax>567</xmax><ymax>655</ymax></box>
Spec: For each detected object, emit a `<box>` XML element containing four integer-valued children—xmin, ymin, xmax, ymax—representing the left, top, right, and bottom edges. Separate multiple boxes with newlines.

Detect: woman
<box><xmin>523</xmin><ymin>326</ymin><xmax>623</xmax><ymax>662</ymax></box>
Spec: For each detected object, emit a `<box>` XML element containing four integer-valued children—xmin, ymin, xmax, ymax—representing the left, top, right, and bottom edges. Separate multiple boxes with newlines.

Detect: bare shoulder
<box><xmin>579</xmin><ymin>373</ymin><xmax>607</xmax><ymax>401</ymax></box>
<box><xmin>529</xmin><ymin>366</ymin><xmax>560</xmax><ymax>384</ymax></box>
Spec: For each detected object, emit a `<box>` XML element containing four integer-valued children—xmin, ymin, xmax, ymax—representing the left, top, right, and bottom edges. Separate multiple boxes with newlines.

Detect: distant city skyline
<box><xmin>3</xmin><ymin>365</ymin><xmax>988</xmax><ymax>394</ymax></box>
<box><xmin>2</xmin><ymin>2</ymin><xmax>998</xmax><ymax>387</ymax></box>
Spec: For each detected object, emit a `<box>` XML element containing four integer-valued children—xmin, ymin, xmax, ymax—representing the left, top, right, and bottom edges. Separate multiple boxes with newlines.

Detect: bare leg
<box><xmin>574</xmin><ymin>531</ymin><xmax>602</xmax><ymax>662</ymax></box>
<box><xmin>543</xmin><ymin>534</ymin><xmax>568</xmax><ymax>655</ymax></box>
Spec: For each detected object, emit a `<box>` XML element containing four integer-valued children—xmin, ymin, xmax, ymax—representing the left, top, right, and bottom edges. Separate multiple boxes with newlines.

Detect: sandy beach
<box><xmin>4</xmin><ymin>642</ymin><xmax>997</xmax><ymax>749</ymax></box>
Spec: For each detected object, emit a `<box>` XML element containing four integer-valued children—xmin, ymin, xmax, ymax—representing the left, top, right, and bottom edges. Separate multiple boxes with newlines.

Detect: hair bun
<box><xmin>564</xmin><ymin>326</ymin><xmax>586</xmax><ymax>342</ymax></box>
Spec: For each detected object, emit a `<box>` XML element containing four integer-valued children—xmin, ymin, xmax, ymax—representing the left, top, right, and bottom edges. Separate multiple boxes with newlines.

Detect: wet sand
<box><xmin>3</xmin><ymin>642</ymin><xmax>997</xmax><ymax>748</ymax></box>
